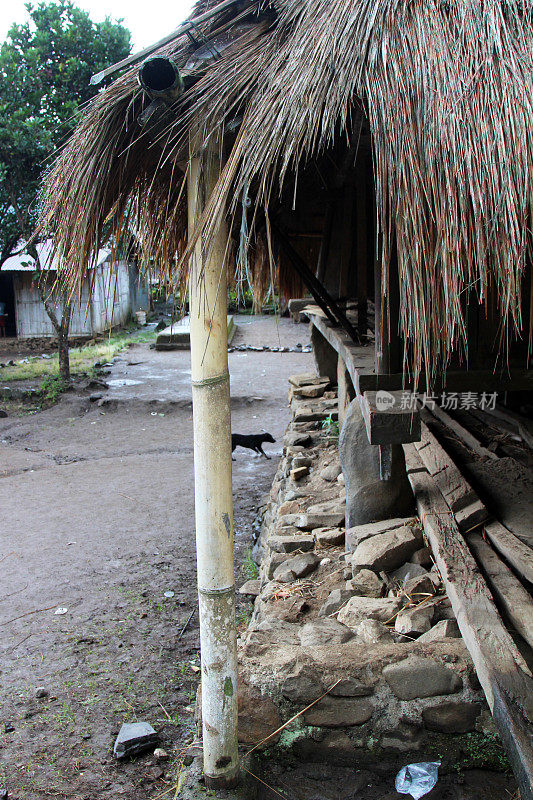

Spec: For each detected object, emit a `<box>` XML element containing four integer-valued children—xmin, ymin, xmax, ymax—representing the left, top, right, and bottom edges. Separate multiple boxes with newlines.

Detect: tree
<box><xmin>0</xmin><ymin>1</ymin><xmax>131</xmax><ymax>380</ymax></box>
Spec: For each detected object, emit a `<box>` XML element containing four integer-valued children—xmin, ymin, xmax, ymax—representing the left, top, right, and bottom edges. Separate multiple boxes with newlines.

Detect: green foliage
<box><xmin>39</xmin><ymin>375</ymin><xmax>68</xmax><ymax>404</ymax></box>
<box><xmin>242</xmin><ymin>547</ymin><xmax>259</xmax><ymax>579</ymax></box>
<box><xmin>321</xmin><ymin>413</ymin><xmax>339</xmax><ymax>438</ymax></box>
<box><xmin>0</xmin><ymin>1</ymin><xmax>131</xmax><ymax>262</ymax></box>
<box><xmin>227</xmin><ymin>287</ymin><xmax>254</xmax><ymax>312</ymax></box>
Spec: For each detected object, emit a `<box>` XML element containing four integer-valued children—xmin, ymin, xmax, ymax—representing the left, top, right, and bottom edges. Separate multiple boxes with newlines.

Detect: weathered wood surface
<box><xmin>415</xmin><ymin>419</ymin><xmax>489</xmax><ymax>531</ymax></box>
<box><xmin>404</xmin><ymin>444</ymin><xmax>533</xmax><ymax>800</ymax></box>
<box><xmin>348</xmin><ymin>367</ymin><xmax>533</xmax><ymax>394</ymax></box>
<box><xmin>361</xmin><ymin>391</ymin><xmax>420</xmax><ymax>445</ymax></box>
<box><xmin>307</xmin><ymin>312</ymin><xmax>421</xmax><ymax>444</ymax></box>
<box><xmin>484</xmin><ymin>520</ymin><xmax>533</xmax><ymax>587</ymax></box>
<box><xmin>469</xmin><ymin>533</ymin><xmax>533</xmax><ymax>649</ymax></box>
<box><xmin>429</xmin><ymin>405</ymin><xmax>498</xmax><ymax>461</ymax></box>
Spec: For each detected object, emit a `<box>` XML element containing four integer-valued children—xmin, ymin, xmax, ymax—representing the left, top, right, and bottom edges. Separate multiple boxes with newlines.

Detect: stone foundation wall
<box><xmin>235</xmin><ymin>372</ymin><xmax>503</xmax><ymax>771</ymax></box>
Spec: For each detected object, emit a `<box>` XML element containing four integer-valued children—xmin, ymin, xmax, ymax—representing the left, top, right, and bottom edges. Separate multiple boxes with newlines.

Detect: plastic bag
<box><xmin>395</xmin><ymin>761</ymin><xmax>441</xmax><ymax>799</ymax></box>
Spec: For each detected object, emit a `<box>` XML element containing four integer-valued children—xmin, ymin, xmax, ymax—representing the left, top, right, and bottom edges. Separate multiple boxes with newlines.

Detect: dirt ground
<box><xmin>0</xmin><ymin>315</ymin><xmax>313</xmax><ymax>799</ymax></box>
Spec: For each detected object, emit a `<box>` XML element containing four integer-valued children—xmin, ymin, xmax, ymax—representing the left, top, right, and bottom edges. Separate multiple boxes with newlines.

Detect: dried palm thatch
<box><xmin>39</xmin><ymin>0</ymin><xmax>533</xmax><ymax>385</ymax></box>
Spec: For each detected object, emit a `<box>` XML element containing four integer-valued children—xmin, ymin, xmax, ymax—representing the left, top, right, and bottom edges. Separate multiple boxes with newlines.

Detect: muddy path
<box><xmin>0</xmin><ymin>315</ymin><xmax>312</xmax><ymax>799</ymax></box>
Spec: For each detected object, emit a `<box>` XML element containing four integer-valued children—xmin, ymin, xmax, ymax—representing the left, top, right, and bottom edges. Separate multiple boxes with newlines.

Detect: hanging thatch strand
<box><xmin>39</xmin><ymin>0</ymin><xmax>533</xmax><ymax>386</ymax></box>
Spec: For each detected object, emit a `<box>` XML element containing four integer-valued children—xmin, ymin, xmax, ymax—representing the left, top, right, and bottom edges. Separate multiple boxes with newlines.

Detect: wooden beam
<box><xmin>404</xmin><ymin>444</ymin><xmax>533</xmax><ymax>800</ymax></box>
<box><xmin>354</xmin><ymin>368</ymin><xmax>533</xmax><ymax>394</ymax></box>
<box><xmin>469</xmin><ymin>533</ymin><xmax>533</xmax><ymax>649</ymax></box>
<box><xmin>429</xmin><ymin>405</ymin><xmax>498</xmax><ymax>461</ymax></box>
<box><xmin>416</xmin><ymin>418</ymin><xmax>489</xmax><ymax>532</ymax></box>
<box><xmin>484</xmin><ymin>520</ymin><xmax>533</xmax><ymax>587</ymax></box>
<box><xmin>272</xmin><ymin>223</ymin><xmax>361</xmax><ymax>343</ymax></box>
<box><xmin>361</xmin><ymin>390</ymin><xmax>420</xmax><ymax>445</ymax></box>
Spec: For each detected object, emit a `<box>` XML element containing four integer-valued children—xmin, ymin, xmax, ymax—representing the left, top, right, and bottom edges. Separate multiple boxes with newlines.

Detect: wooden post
<box><xmin>188</xmin><ymin>130</ymin><xmax>239</xmax><ymax>788</ymax></box>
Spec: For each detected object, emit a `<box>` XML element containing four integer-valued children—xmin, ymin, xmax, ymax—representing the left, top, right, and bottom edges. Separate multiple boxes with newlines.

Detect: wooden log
<box><xmin>404</xmin><ymin>444</ymin><xmax>533</xmax><ymax>800</ymax></box>
<box><xmin>469</xmin><ymin>533</ymin><xmax>533</xmax><ymax>649</ymax></box>
<box><xmin>429</xmin><ymin>405</ymin><xmax>498</xmax><ymax>460</ymax></box>
<box><xmin>484</xmin><ymin>520</ymin><xmax>533</xmax><ymax>587</ymax></box>
<box><xmin>415</xmin><ymin>420</ymin><xmax>489</xmax><ymax>531</ymax></box>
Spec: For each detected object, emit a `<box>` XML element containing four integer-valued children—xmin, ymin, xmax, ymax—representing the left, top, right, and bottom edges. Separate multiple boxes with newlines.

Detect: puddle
<box><xmin>107</xmin><ymin>379</ymin><xmax>144</xmax><ymax>386</ymax></box>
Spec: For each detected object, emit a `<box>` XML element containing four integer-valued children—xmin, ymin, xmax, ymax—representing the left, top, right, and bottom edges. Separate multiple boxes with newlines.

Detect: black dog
<box><xmin>231</xmin><ymin>432</ymin><xmax>275</xmax><ymax>460</ymax></box>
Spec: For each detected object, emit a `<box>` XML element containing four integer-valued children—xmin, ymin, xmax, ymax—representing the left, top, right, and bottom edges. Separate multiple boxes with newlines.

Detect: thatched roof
<box><xmin>40</xmin><ymin>0</ymin><xmax>533</xmax><ymax>383</ymax></box>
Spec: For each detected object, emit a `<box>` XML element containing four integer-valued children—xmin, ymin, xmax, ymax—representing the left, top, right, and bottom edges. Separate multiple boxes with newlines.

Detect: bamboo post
<box><xmin>188</xmin><ymin>130</ymin><xmax>239</xmax><ymax>788</ymax></box>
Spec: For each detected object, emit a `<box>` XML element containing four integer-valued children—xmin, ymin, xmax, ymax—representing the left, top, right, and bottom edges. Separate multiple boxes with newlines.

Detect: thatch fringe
<box><xmin>39</xmin><ymin>0</ymin><xmax>533</xmax><ymax>385</ymax></box>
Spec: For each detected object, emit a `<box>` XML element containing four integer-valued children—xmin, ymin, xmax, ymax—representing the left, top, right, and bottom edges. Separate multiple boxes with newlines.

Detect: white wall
<box><xmin>14</xmin><ymin>260</ymin><xmax>133</xmax><ymax>338</ymax></box>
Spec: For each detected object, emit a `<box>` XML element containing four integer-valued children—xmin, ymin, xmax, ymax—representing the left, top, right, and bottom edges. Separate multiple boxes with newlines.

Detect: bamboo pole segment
<box><xmin>188</xmin><ymin>130</ymin><xmax>239</xmax><ymax>788</ymax></box>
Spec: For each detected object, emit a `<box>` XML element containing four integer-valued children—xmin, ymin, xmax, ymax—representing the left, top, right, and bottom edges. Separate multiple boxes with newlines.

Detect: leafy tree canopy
<box><xmin>0</xmin><ymin>1</ymin><xmax>131</xmax><ymax>263</ymax></box>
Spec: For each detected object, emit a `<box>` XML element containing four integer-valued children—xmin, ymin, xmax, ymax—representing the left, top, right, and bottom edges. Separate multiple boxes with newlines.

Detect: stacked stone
<box><xmin>236</xmin><ymin>373</ymin><xmax>494</xmax><ymax>768</ymax></box>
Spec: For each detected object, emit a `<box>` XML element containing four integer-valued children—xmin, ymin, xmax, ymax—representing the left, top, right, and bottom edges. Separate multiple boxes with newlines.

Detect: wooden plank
<box><xmin>429</xmin><ymin>404</ymin><xmax>498</xmax><ymax>460</ymax></box>
<box><xmin>415</xmin><ymin>422</ymin><xmax>476</xmax><ymax>511</ymax></box>
<box><xmin>404</xmin><ymin>444</ymin><xmax>533</xmax><ymax>800</ymax></box>
<box><xmin>415</xmin><ymin>422</ymin><xmax>490</xmax><ymax>532</ymax></box>
<box><xmin>469</xmin><ymin>533</ymin><xmax>533</xmax><ymax>649</ymax></box>
<box><xmin>308</xmin><ymin>312</ymin><xmax>376</xmax><ymax>394</ymax></box>
<box><xmin>361</xmin><ymin>390</ymin><xmax>420</xmax><ymax>445</ymax></box>
<box><xmin>484</xmin><ymin>520</ymin><xmax>533</xmax><ymax>587</ymax></box>
<box><xmin>354</xmin><ymin>368</ymin><xmax>533</xmax><ymax>393</ymax></box>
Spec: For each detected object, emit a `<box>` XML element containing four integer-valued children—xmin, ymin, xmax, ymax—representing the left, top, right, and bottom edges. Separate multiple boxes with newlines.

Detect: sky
<box><xmin>0</xmin><ymin>0</ymin><xmax>195</xmax><ymax>51</ymax></box>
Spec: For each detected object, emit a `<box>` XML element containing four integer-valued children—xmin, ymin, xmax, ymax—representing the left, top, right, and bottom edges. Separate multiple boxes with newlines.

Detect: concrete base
<box><xmin>339</xmin><ymin>399</ymin><xmax>414</xmax><ymax>527</ymax></box>
<box><xmin>156</xmin><ymin>315</ymin><xmax>236</xmax><ymax>350</ymax></box>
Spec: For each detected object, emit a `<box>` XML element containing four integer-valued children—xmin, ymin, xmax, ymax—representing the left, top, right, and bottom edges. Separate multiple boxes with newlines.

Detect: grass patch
<box><xmin>0</xmin><ymin>329</ymin><xmax>156</xmax><ymax>382</ymax></box>
<box><xmin>242</xmin><ymin>547</ymin><xmax>259</xmax><ymax>579</ymax></box>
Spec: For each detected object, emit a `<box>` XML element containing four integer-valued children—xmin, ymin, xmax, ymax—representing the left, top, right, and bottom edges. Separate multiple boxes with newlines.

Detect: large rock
<box><xmin>352</xmin><ymin>618</ymin><xmax>394</xmax><ymax>644</ymax></box>
<box><xmin>404</xmin><ymin>574</ymin><xmax>438</xmax><ymax>596</ymax></box>
<box><xmin>266</xmin><ymin>552</ymin><xmax>289</xmax><ymax>579</ymax></box>
<box><xmin>383</xmin><ymin>656</ymin><xmax>463</xmax><ymax>699</ymax></box>
<box><xmin>299</xmin><ymin>619</ymin><xmax>353</xmax><ymax>647</ymax></box>
<box><xmin>245</xmin><ymin>619</ymin><xmax>300</xmax><ymax>646</ymax></box>
<box><xmin>304</xmin><ymin>696</ymin><xmax>373</xmax><ymax>727</ymax></box>
<box><xmin>337</xmin><ymin>596</ymin><xmax>402</xmax><ymax>626</ymax></box>
<box><xmin>273</xmin><ymin>552</ymin><xmax>320</xmax><ymax>582</ymax></box>
<box><xmin>339</xmin><ymin>400</ymin><xmax>414</xmax><ymax>527</ymax></box>
<box><xmin>394</xmin><ymin>604</ymin><xmax>434</xmax><ymax>636</ymax></box>
<box><xmin>417</xmin><ymin>619</ymin><xmax>461</xmax><ymax>642</ymax></box>
<box><xmin>422</xmin><ymin>701</ymin><xmax>482</xmax><ymax>733</ymax></box>
<box><xmin>329</xmin><ymin>678</ymin><xmax>374</xmax><ymax>697</ymax></box>
<box><xmin>301</xmin><ymin>499</ymin><xmax>346</xmax><ymax>529</ymax></box>
<box><xmin>114</xmin><ymin>722</ymin><xmax>158</xmax><ymax>759</ymax></box>
<box><xmin>345</xmin><ymin>517</ymin><xmax>417</xmax><ymax>551</ymax></box>
<box><xmin>292</xmin><ymin>456</ymin><xmax>312</xmax><ymax>469</ymax></box>
<box><xmin>321</xmin><ymin>464</ymin><xmax>342</xmax><ymax>482</ymax></box>
<box><xmin>314</xmin><ymin>527</ymin><xmax>345</xmax><ymax>547</ymax></box>
<box><xmin>351</xmin><ymin>526</ymin><xmax>419</xmax><ymax>573</ymax></box>
<box><xmin>288</xmin><ymin>372</ymin><xmax>322</xmax><ymax>387</ymax></box>
<box><xmin>269</xmin><ymin>534</ymin><xmax>315</xmax><ymax>553</ymax></box>
<box><xmin>391</xmin><ymin>562</ymin><xmax>428</xmax><ymax>584</ymax></box>
<box><xmin>285</xmin><ymin>432</ymin><xmax>312</xmax><ymax>448</ymax></box>
<box><xmin>239</xmin><ymin>580</ymin><xmax>261</xmax><ymax>597</ymax></box>
<box><xmin>281</xmin><ymin>665</ymin><xmax>324</xmax><ymax>703</ymax></box>
<box><xmin>318</xmin><ymin>588</ymin><xmax>353</xmax><ymax>617</ymax></box>
<box><xmin>346</xmin><ymin>569</ymin><xmax>384</xmax><ymax>598</ymax></box>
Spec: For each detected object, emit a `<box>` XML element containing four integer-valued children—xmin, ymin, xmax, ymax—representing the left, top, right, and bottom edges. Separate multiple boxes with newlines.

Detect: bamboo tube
<box><xmin>188</xmin><ymin>130</ymin><xmax>239</xmax><ymax>788</ymax></box>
